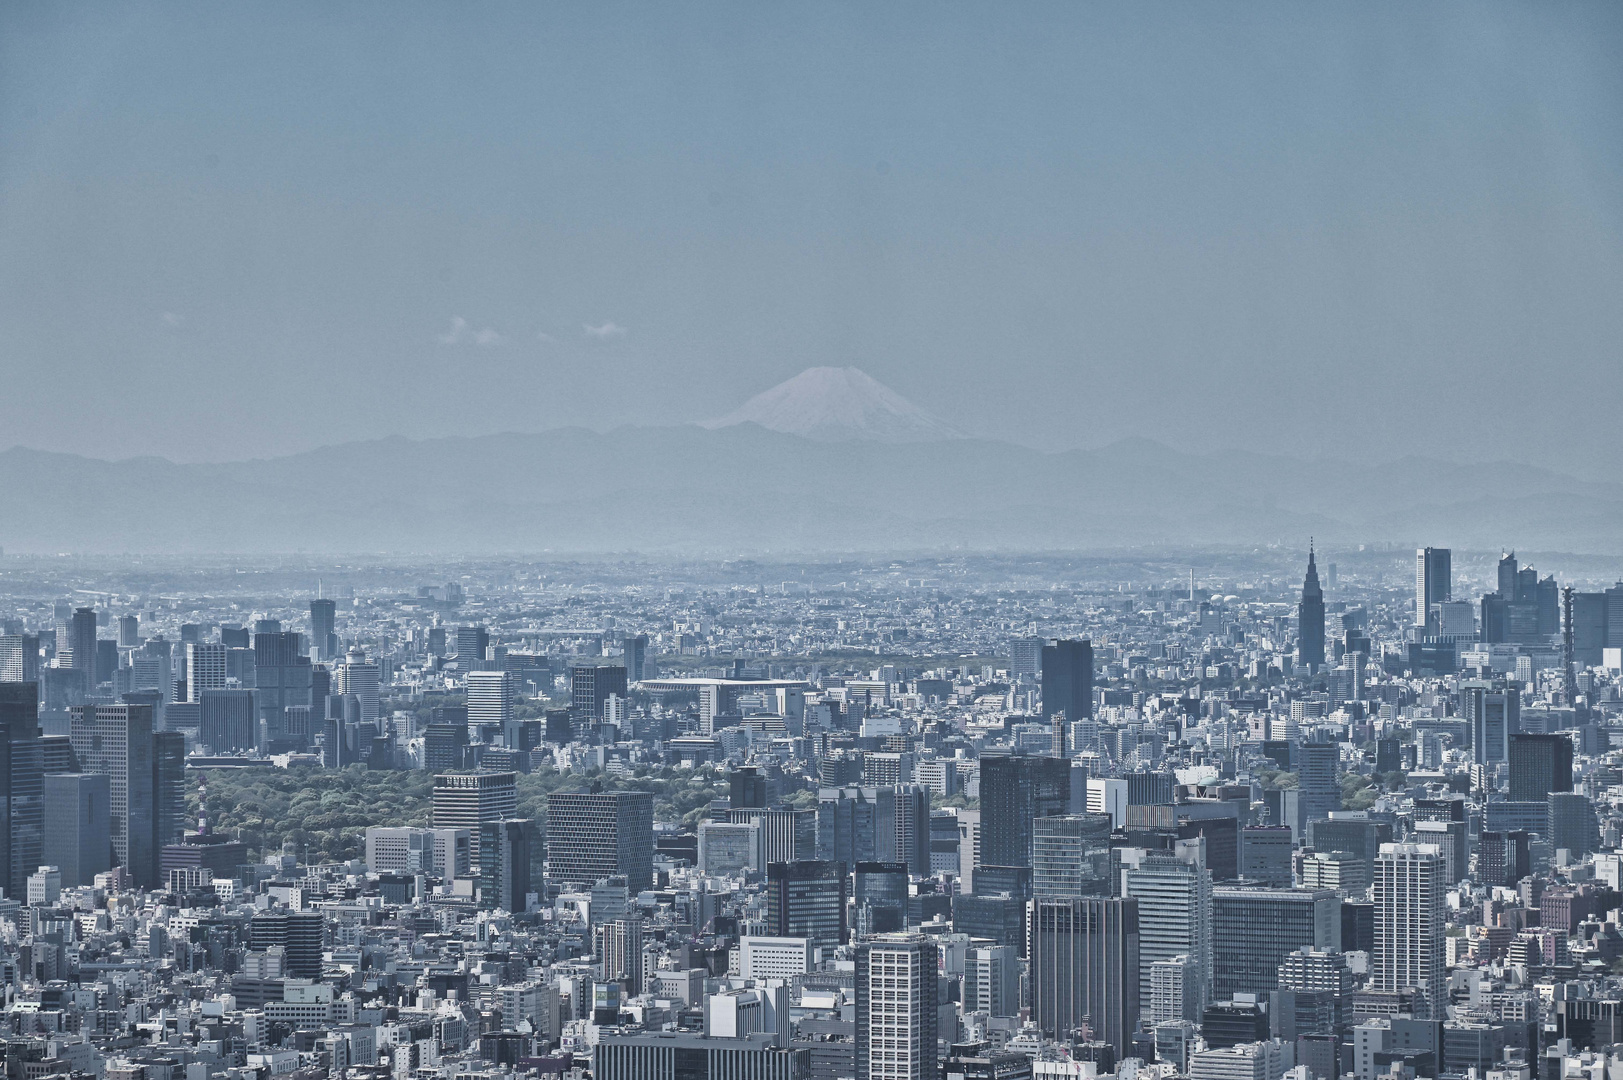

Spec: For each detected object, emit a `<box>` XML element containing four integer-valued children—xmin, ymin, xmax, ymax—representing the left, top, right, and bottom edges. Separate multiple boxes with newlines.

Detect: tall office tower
<box><xmin>1373</xmin><ymin>843</ymin><xmax>1445</xmax><ymax>1018</ymax></box>
<box><xmin>0</xmin><ymin>683</ymin><xmax>44</xmax><ymax>902</ymax></box>
<box><xmin>466</xmin><ymin>670</ymin><xmax>517</xmax><ymax>735</ymax></box>
<box><xmin>571</xmin><ymin>664</ymin><xmax>628</xmax><ymax>722</ymax></box>
<box><xmin>1240</xmin><ymin>826</ymin><xmax>1293</xmax><ymax>887</ymax></box>
<box><xmin>816</xmin><ymin>785</ymin><xmax>927</xmax><ymax>870</ymax></box>
<box><xmin>622</xmin><ymin>634</ymin><xmax>649</xmax><ymax>683</ymax></box>
<box><xmin>1027</xmin><ymin>897</ymin><xmax>1140</xmax><ymax>1055</ymax></box>
<box><xmin>254</xmin><ymin>631</ymin><xmax>312</xmax><ymax>746</ymax></box>
<box><xmin>1465</xmin><ymin>684</ymin><xmax>1517</xmax><ymax>766</ymax></box>
<box><xmin>601</xmin><ymin>918</ymin><xmax>644</xmax><ymax>992</ymax></box>
<box><xmin>433</xmin><ymin>772</ymin><xmax>518</xmax><ymax>869</ymax></box>
<box><xmin>1415</xmin><ymin>548</ymin><xmax>1452</xmax><ymax>630</ymax></box>
<box><xmin>66</xmin><ymin>607</ymin><xmax>98</xmax><ymax>689</ymax></box>
<box><xmin>1548</xmin><ymin>793</ymin><xmax>1600</xmax><ymax>858</ymax></box>
<box><xmin>1122</xmin><ymin>845</ymin><xmax>1212</xmax><ymax>1022</ymax></box>
<box><xmin>184</xmin><ymin>642</ymin><xmax>227</xmax><ymax>702</ymax></box>
<box><xmin>854</xmin><ymin>861</ymin><xmax>910</xmax><ymax>934</ymax></box>
<box><xmin>117</xmin><ymin>615</ymin><xmax>139</xmax><ymax>649</ymax></box>
<box><xmin>248</xmin><ymin>911</ymin><xmax>324</xmax><ymax>979</ymax></box>
<box><xmin>1509</xmin><ymin>733</ymin><xmax>1573</xmax><ymax>802</ymax></box>
<box><xmin>0</xmin><ymin>635</ymin><xmax>40</xmax><ymax>685</ymax></box>
<box><xmin>43</xmin><ymin>772</ymin><xmax>109</xmax><ymax>888</ymax></box>
<box><xmin>1033</xmin><ymin>813</ymin><xmax>1113</xmax><ymax>898</ymax></box>
<box><xmin>978</xmin><ymin>753</ymin><xmax>1073</xmax><ymax>870</ymax></box>
<box><xmin>1498</xmin><ymin>552</ymin><xmax>1519</xmax><ymax>600</ymax></box>
<box><xmin>730</xmin><ymin>765</ymin><xmax>768</xmax><ymax>809</ymax></box>
<box><xmin>308</xmin><ymin>599</ymin><xmax>338</xmax><ymax>661</ymax></box>
<box><xmin>729</xmin><ymin>807</ymin><xmax>817</xmax><ymax>866</ymax></box>
<box><xmin>1210</xmin><ymin>887</ymin><xmax>1340</xmax><ymax>999</ymax></box>
<box><xmin>964</xmin><ymin>944</ymin><xmax>1021</xmax><ymax>1018</ymax></box>
<box><xmin>68</xmin><ymin>703</ymin><xmax>159</xmax><ymax>888</ymax></box>
<box><xmin>478</xmin><ymin>818</ymin><xmax>536</xmax><ymax>912</ymax></box>
<box><xmin>1010</xmin><ymin>636</ymin><xmax>1044</xmax><ymax>678</ymax></box>
<box><xmin>544</xmin><ymin>789</ymin><xmax>654</xmax><ymax>891</ymax></box>
<box><xmin>334</xmin><ymin>648</ymin><xmax>380</xmax><ymax>722</ymax></box>
<box><xmin>455</xmin><ymin>626</ymin><xmax>489</xmax><ymax>667</ymax></box>
<box><xmin>1298</xmin><ymin>546</ymin><xmax>1326</xmax><ymax>671</ymax></box>
<box><xmin>155</xmin><ymin>730</ymin><xmax>186</xmax><ymax>851</ymax></box>
<box><xmin>766</xmin><ymin>860</ymin><xmax>847</xmax><ymax>948</ymax></box>
<box><xmin>1041</xmin><ymin>639</ymin><xmax>1094</xmax><ymax>724</ymax></box>
<box><xmin>1296</xmin><ymin>742</ymin><xmax>1340</xmax><ymax>825</ymax></box>
<box><xmin>855</xmin><ymin>934</ymin><xmax>940</xmax><ymax>1080</ymax></box>
<box><xmin>199</xmin><ymin>689</ymin><xmax>257</xmax><ymax>752</ymax></box>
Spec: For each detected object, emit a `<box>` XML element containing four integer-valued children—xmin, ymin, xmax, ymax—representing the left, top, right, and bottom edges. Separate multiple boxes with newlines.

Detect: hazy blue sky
<box><xmin>2</xmin><ymin>2</ymin><xmax>1619</xmax><ymax>469</ymax></box>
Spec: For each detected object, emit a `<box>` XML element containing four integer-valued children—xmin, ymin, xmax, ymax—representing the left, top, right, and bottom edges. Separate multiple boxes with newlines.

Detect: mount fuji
<box><xmin>702</xmin><ymin>366</ymin><xmax>963</xmax><ymax>443</ymax></box>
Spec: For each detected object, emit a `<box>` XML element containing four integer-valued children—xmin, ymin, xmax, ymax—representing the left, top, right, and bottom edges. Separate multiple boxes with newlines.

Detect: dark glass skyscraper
<box><xmin>767</xmin><ymin>859</ymin><xmax>847</xmax><ymax>948</ymax></box>
<box><xmin>1040</xmin><ymin>638</ymin><xmax>1094</xmax><ymax>725</ymax></box>
<box><xmin>309</xmin><ymin>599</ymin><xmax>337</xmax><ymax>661</ymax></box>
<box><xmin>1509</xmin><ymin>733</ymin><xmax>1573</xmax><ymax>802</ymax></box>
<box><xmin>1028</xmin><ymin>896</ymin><xmax>1140</xmax><ymax>1056</ymax></box>
<box><xmin>978</xmin><ymin>753</ymin><xmax>1073</xmax><ymax>870</ymax></box>
<box><xmin>0</xmin><ymin>683</ymin><xmax>44</xmax><ymax>902</ymax></box>
<box><xmin>1298</xmin><ymin>545</ymin><xmax>1325</xmax><ymax>671</ymax></box>
<box><xmin>69</xmin><ymin>702</ymin><xmax>159</xmax><ymax>888</ymax></box>
<box><xmin>1415</xmin><ymin>547</ymin><xmax>1451</xmax><ymax>630</ymax></box>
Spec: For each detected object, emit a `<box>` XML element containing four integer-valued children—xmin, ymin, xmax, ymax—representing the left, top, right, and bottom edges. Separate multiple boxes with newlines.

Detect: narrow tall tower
<box><xmin>1298</xmin><ymin>542</ymin><xmax>1326</xmax><ymax>672</ymax></box>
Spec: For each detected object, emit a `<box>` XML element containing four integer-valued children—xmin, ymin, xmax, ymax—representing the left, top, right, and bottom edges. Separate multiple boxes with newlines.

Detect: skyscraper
<box><xmin>0</xmin><ymin>682</ymin><xmax>44</xmax><ymax>902</ymax></box>
<box><xmin>1122</xmin><ymin>844</ymin><xmax>1212</xmax><ymax>1022</ymax></box>
<box><xmin>334</xmin><ymin>649</ymin><xmax>380</xmax><ymax>723</ymax></box>
<box><xmin>1373</xmin><ymin>843</ymin><xmax>1444</xmax><ymax>1018</ymax></box>
<box><xmin>184</xmin><ymin>642</ymin><xmax>227</xmax><ymax>702</ymax></box>
<box><xmin>571</xmin><ymin>664</ymin><xmax>628</xmax><ymax>723</ymax></box>
<box><xmin>1297</xmin><ymin>742</ymin><xmax>1340</xmax><ymax>825</ymax></box>
<box><xmin>1464</xmin><ymin>684</ymin><xmax>1517</xmax><ymax>765</ymax></box>
<box><xmin>68</xmin><ymin>607</ymin><xmax>98</xmax><ymax>689</ymax></box>
<box><xmin>767</xmin><ymin>860</ymin><xmax>847</xmax><ymax>948</ymax></box>
<box><xmin>455</xmin><ymin>625</ymin><xmax>489</xmax><ymax>667</ymax></box>
<box><xmin>1415</xmin><ymin>548</ymin><xmax>1451</xmax><ymax>631</ymax></box>
<box><xmin>309</xmin><ymin>598</ymin><xmax>337</xmax><ymax>661</ymax></box>
<box><xmin>1298</xmin><ymin>545</ymin><xmax>1325</xmax><ymax>671</ymax></box>
<box><xmin>117</xmin><ymin>614</ymin><xmax>140</xmax><ymax>648</ymax></box>
<box><xmin>978</xmin><ymin>753</ymin><xmax>1072</xmax><ymax>870</ymax></box>
<box><xmin>622</xmin><ymin>634</ymin><xmax>649</xmax><ymax>683</ymax></box>
<box><xmin>43</xmin><ymin>772</ymin><xmax>109</xmax><ymax>888</ymax></box>
<box><xmin>254</xmin><ymin>631</ymin><xmax>312</xmax><ymax>747</ymax></box>
<box><xmin>1028</xmin><ymin>896</ymin><xmax>1140</xmax><ymax>1056</ymax></box>
<box><xmin>68</xmin><ymin>702</ymin><xmax>159</xmax><ymax>888</ymax></box>
<box><xmin>1041</xmin><ymin>638</ymin><xmax>1093</xmax><ymax>724</ymax></box>
<box><xmin>0</xmin><ymin>635</ymin><xmax>40</xmax><ymax>685</ymax></box>
<box><xmin>1032</xmin><ymin>813</ymin><xmax>1113</xmax><ymax>898</ymax></box>
<box><xmin>1509</xmin><ymin>733</ymin><xmax>1573</xmax><ymax>802</ymax></box>
<box><xmin>466</xmin><ymin>670</ymin><xmax>518</xmax><ymax>737</ymax></box>
<box><xmin>855</xmin><ymin>934</ymin><xmax>940</xmax><ymax>1080</ymax></box>
<box><xmin>478</xmin><ymin>818</ymin><xmax>537</xmax><ymax>912</ymax></box>
<box><xmin>433</xmin><ymin>771</ymin><xmax>518</xmax><ymax>870</ymax></box>
<box><xmin>1210</xmin><ymin>886</ymin><xmax>1340</xmax><ymax>999</ymax></box>
<box><xmin>543</xmin><ymin>788</ymin><xmax>654</xmax><ymax>891</ymax></box>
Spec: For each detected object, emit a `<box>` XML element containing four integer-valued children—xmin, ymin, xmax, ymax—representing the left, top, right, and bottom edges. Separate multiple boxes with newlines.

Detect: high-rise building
<box><xmin>1464</xmin><ymin>684</ymin><xmax>1517</xmax><ymax>766</ymax></box>
<box><xmin>0</xmin><ymin>635</ymin><xmax>40</xmax><ymax>685</ymax></box>
<box><xmin>622</xmin><ymin>634</ymin><xmax>649</xmax><ymax>683</ymax></box>
<box><xmin>43</xmin><ymin>772</ymin><xmax>109</xmax><ymax>888</ymax></box>
<box><xmin>1121</xmin><ymin>844</ymin><xmax>1212</xmax><ymax>1022</ymax></box>
<box><xmin>1210</xmin><ymin>887</ymin><xmax>1340</xmax><ymax>999</ymax></box>
<box><xmin>455</xmin><ymin>626</ymin><xmax>489</xmax><ymax>667</ymax></box>
<box><xmin>571</xmin><ymin>664</ymin><xmax>628</xmax><ymax>723</ymax></box>
<box><xmin>248</xmin><ymin>911</ymin><xmax>323</xmax><ymax>979</ymax></box>
<box><xmin>254</xmin><ymin>631</ymin><xmax>312</xmax><ymax>747</ymax></box>
<box><xmin>1373</xmin><ymin>843</ymin><xmax>1444</xmax><ymax>1018</ymax></box>
<box><xmin>1041</xmin><ymin>639</ymin><xmax>1093</xmax><ymax>724</ymax></box>
<box><xmin>68</xmin><ymin>608</ymin><xmax>98</xmax><ymax>688</ymax></box>
<box><xmin>1296</xmin><ymin>742</ymin><xmax>1340</xmax><ymax>826</ymax></box>
<box><xmin>1032</xmin><ymin>813</ymin><xmax>1113</xmax><ymax>898</ymax></box>
<box><xmin>478</xmin><ymin>818</ymin><xmax>536</xmax><ymax>912</ymax></box>
<box><xmin>1547</xmin><ymin>793</ymin><xmax>1600</xmax><ymax>858</ymax></box>
<box><xmin>199</xmin><ymin>688</ymin><xmax>257</xmax><ymax>753</ymax></box>
<box><xmin>729</xmin><ymin>806</ymin><xmax>817</xmax><ymax>866</ymax></box>
<box><xmin>817</xmin><ymin>785</ymin><xmax>929</xmax><ymax>872</ymax></box>
<box><xmin>155</xmin><ymin>730</ymin><xmax>186</xmax><ymax>853</ymax></box>
<box><xmin>767</xmin><ymin>860</ymin><xmax>848</xmax><ymax>948</ymax></box>
<box><xmin>1298</xmin><ymin>546</ymin><xmax>1325</xmax><ymax>671</ymax></box>
<box><xmin>978</xmin><ymin>753</ymin><xmax>1072</xmax><ymax>870</ymax></box>
<box><xmin>433</xmin><ymin>772</ymin><xmax>518</xmax><ymax>870</ymax></box>
<box><xmin>68</xmin><ymin>703</ymin><xmax>160</xmax><ymax>888</ymax></box>
<box><xmin>964</xmin><ymin>944</ymin><xmax>1021</xmax><ymax>1018</ymax></box>
<box><xmin>855</xmin><ymin>934</ymin><xmax>940</xmax><ymax>1080</ymax></box>
<box><xmin>334</xmin><ymin>649</ymin><xmax>380</xmax><ymax>723</ymax></box>
<box><xmin>466</xmin><ymin>670</ymin><xmax>518</xmax><ymax>737</ymax></box>
<box><xmin>1509</xmin><ymin>733</ymin><xmax>1573</xmax><ymax>802</ymax></box>
<box><xmin>1027</xmin><ymin>896</ymin><xmax>1140</xmax><ymax>1056</ymax></box>
<box><xmin>117</xmin><ymin>615</ymin><xmax>140</xmax><ymax>649</ymax></box>
<box><xmin>309</xmin><ymin>599</ymin><xmax>338</xmax><ymax>661</ymax></box>
<box><xmin>0</xmin><ymin>683</ymin><xmax>44</xmax><ymax>902</ymax></box>
<box><xmin>1415</xmin><ymin>548</ymin><xmax>1452</xmax><ymax>630</ymax></box>
<box><xmin>184</xmin><ymin>642</ymin><xmax>227</xmax><ymax>703</ymax></box>
<box><xmin>601</xmin><ymin>918</ymin><xmax>644</xmax><ymax>993</ymax></box>
<box><xmin>1010</xmin><ymin>636</ymin><xmax>1044</xmax><ymax>678</ymax></box>
<box><xmin>1240</xmin><ymin>826</ymin><xmax>1294</xmax><ymax>887</ymax></box>
<box><xmin>543</xmin><ymin>789</ymin><xmax>654</xmax><ymax>891</ymax></box>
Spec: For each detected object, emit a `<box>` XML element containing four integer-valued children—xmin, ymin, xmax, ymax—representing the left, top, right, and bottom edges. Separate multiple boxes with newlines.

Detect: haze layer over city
<box><xmin>3</xmin><ymin>8</ymin><xmax>1623</xmax><ymax>1080</ymax></box>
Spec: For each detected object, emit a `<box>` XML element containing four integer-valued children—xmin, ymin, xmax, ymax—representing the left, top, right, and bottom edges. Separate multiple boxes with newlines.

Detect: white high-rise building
<box><xmin>1373</xmin><ymin>843</ymin><xmax>1444</xmax><ymax>1018</ymax></box>
<box><xmin>964</xmin><ymin>945</ymin><xmax>1019</xmax><ymax>1019</ymax></box>
<box><xmin>185</xmin><ymin>642</ymin><xmax>227</xmax><ymax>702</ymax></box>
<box><xmin>1122</xmin><ymin>841</ymin><xmax>1212</xmax><ymax>1023</ymax></box>
<box><xmin>856</xmin><ymin>934</ymin><xmax>940</xmax><ymax>1080</ymax></box>
<box><xmin>335</xmin><ymin>648</ymin><xmax>380</xmax><ymax>722</ymax></box>
<box><xmin>466</xmin><ymin>670</ymin><xmax>517</xmax><ymax>732</ymax></box>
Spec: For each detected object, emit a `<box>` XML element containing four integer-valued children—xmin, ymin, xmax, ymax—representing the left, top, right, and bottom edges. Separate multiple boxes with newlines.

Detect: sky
<box><xmin>1</xmin><ymin>2</ymin><xmax>1620</xmax><ymax>470</ymax></box>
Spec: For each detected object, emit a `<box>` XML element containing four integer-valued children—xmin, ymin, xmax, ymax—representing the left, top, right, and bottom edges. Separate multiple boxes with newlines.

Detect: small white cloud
<box><xmin>438</xmin><ymin>316</ymin><xmax>502</xmax><ymax>346</ymax></box>
<box><xmin>583</xmin><ymin>321</ymin><xmax>627</xmax><ymax>339</ymax></box>
<box><xmin>161</xmin><ymin>311</ymin><xmax>184</xmax><ymax>327</ymax></box>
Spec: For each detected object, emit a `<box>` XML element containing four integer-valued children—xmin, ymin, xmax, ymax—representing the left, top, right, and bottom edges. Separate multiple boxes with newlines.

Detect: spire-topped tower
<box><xmin>1298</xmin><ymin>540</ymin><xmax>1326</xmax><ymax>672</ymax></box>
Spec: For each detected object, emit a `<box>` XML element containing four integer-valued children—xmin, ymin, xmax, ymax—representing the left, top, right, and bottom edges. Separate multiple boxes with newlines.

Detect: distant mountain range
<box><xmin>3</xmin><ymin>368</ymin><xmax>1621</xmax><ymax>554</ymax></box>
